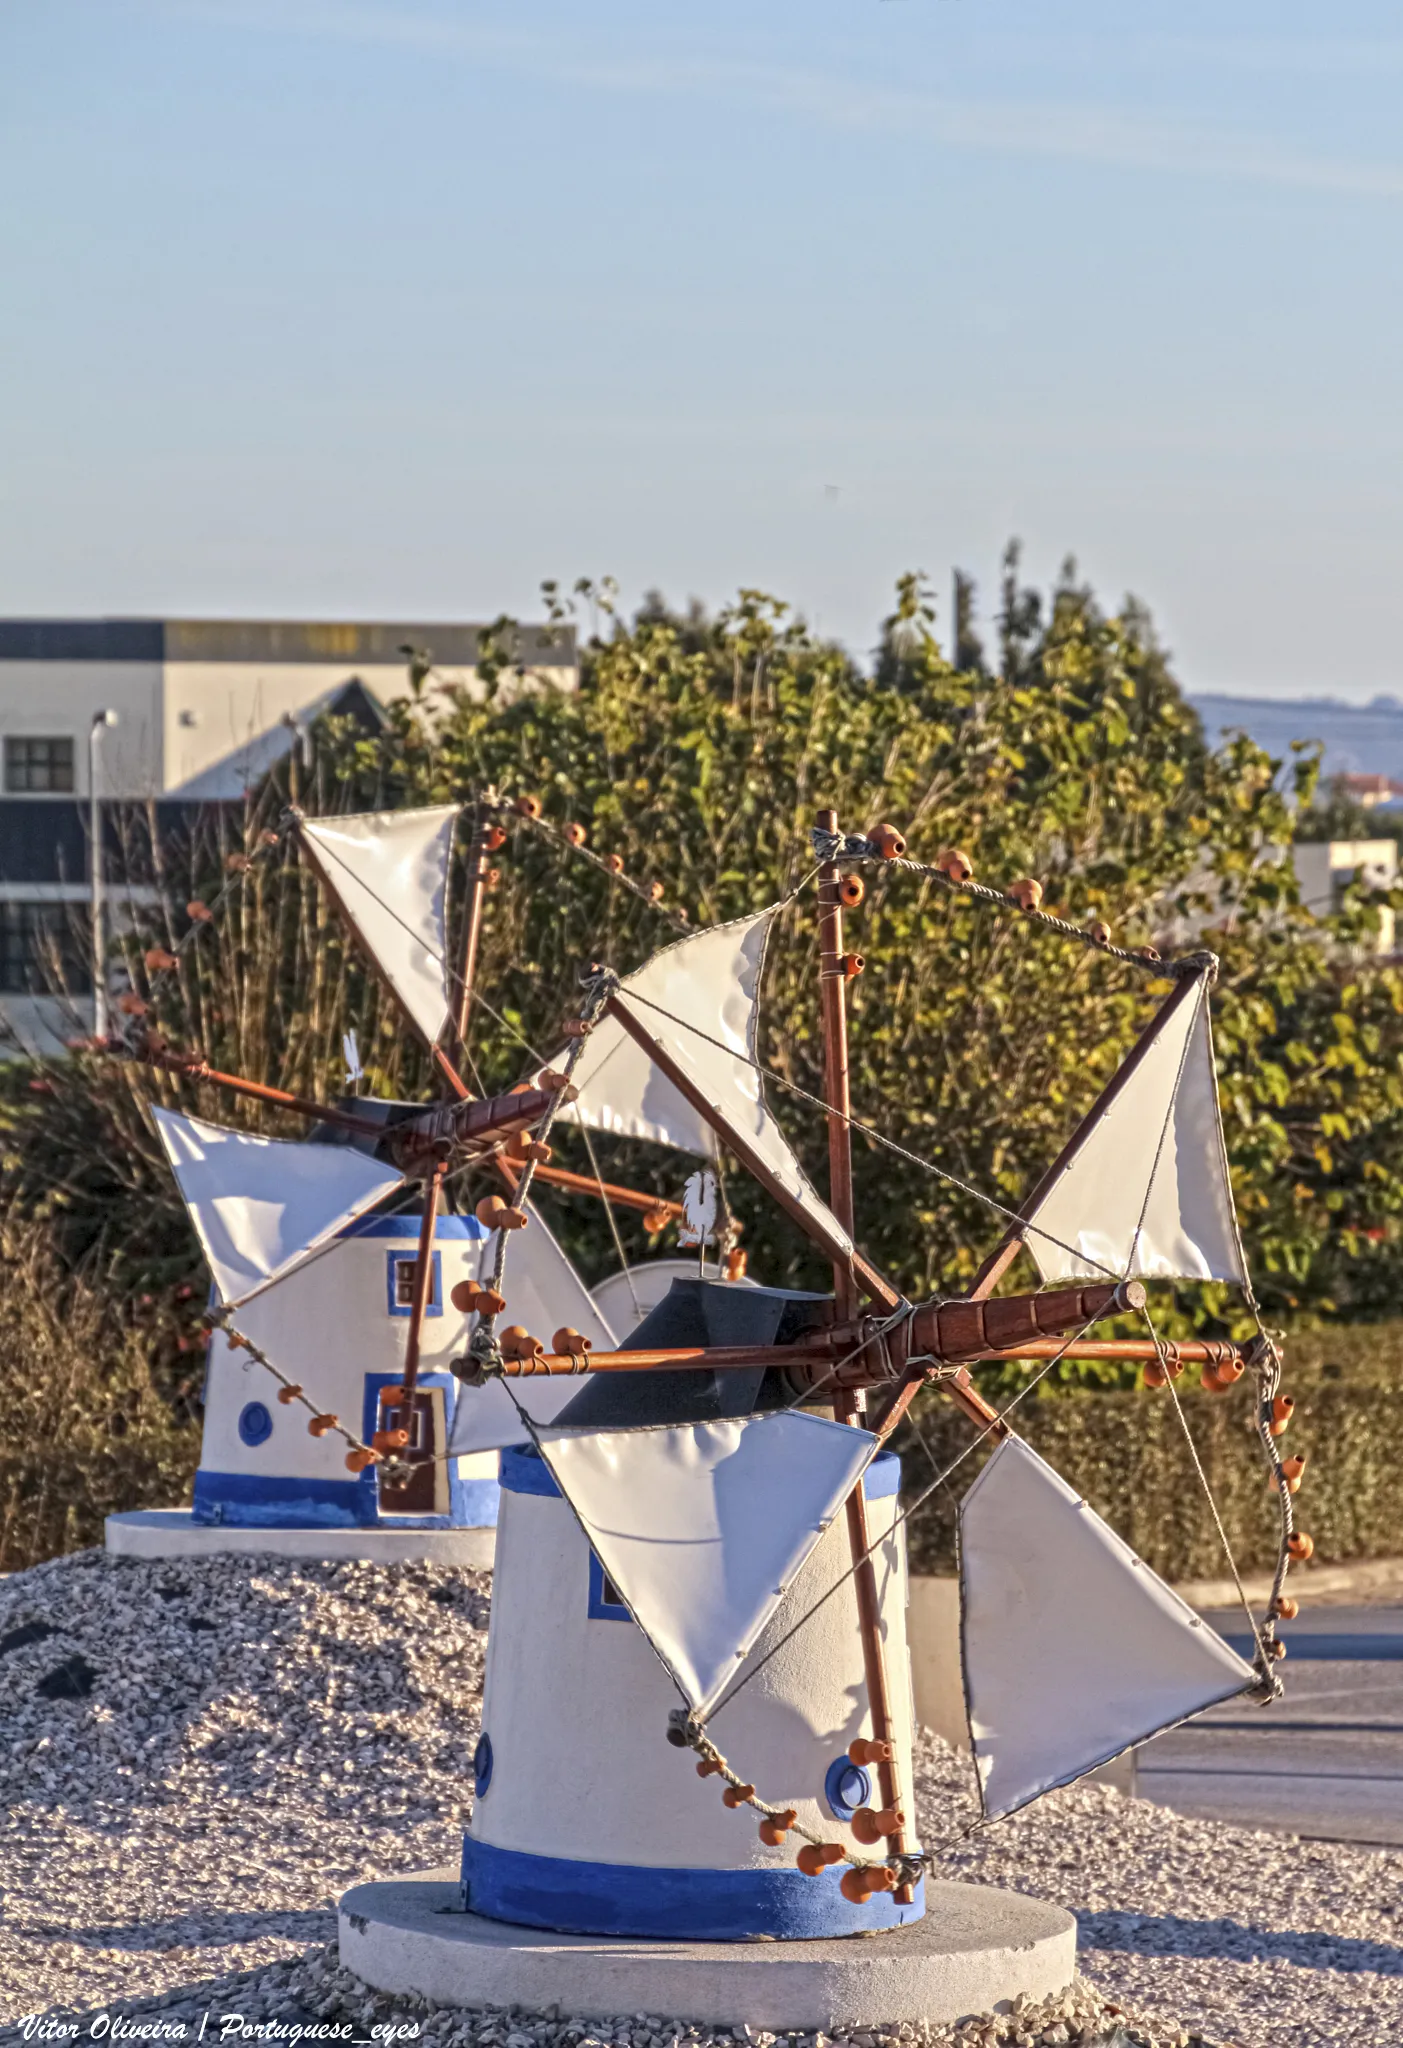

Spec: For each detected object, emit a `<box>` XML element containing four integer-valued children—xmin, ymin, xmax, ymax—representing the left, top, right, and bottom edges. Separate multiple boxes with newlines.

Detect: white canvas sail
<box><xmin>447</xmin><ymin>1203</ymin><xmax>619</xmax><ymax>1453</ymax></box>
<box><xmin>556</xmin><ymin>909</ymin><xmax>854</xmax><ymax>1257</ymax></box>
<box><xmin>299</xmin><ymin>806</ymin><xmax>458</xmax><ymax>1048</ymax></box>
<box><xmin>1021</xmin><ymin>975</ymin><xmax>1247</xmax><ymax>1285</ymax></box>
<box><xmin>961</xmin><ymin>1437</ymin><xmax>1255</xmax><ymax>1819</ymax></box>
<box><xmin>152</xmin><ymin>1107</ymin><xmax>404</xmax><ymax>1308</ymax></box>
<box><xmin>551</xmin><ymin>969</ymin><xmax>720</xmax><ymax>1159</ymax></box>
<box><xmin>537</xmin><ymin>1410</ymin><xmax>877</xmax><ymax>1715</ymax></box>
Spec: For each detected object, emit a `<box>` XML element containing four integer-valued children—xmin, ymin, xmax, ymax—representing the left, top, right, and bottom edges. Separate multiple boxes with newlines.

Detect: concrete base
<box><xmin>105</xmin><ymin>1510</ymin><xmax>495</xmax><ymax>1568</ymax></box>
<box><xmin>338</xmin><ymin>1870</ymin><xmax>1076</xmax><ymax>2029</ymax></box>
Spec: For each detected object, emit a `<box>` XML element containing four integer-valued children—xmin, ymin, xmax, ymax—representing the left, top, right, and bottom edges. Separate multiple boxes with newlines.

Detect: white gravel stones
<box><xmin>0</xmin><ymin>1548</ymin><xmax>488</xmax><ymax>2023</ymax></box>
<box><xmin>0</xmin><ymin>1548</ymin><xmax>1398</xmax><ymax>2047</ymax></box>
<box><xmin>914</xmin><ymin>1746</ymin><xmax>1403</xmax><ymax>2047</ymax></box>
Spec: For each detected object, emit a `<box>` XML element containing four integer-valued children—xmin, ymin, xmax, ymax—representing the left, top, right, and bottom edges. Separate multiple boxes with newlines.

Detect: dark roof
<box><xmin>0</xmin><ymin>618</ymin><xmax>576</xmax><ymax>667</ymax></box>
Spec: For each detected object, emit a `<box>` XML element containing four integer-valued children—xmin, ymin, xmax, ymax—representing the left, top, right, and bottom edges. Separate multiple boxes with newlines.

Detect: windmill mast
<box><xmin>814</xmin><ymin>809</ymin><xmax>913</xmax><ymax>1893</ymax></box>
<box><xmin>451</xmin><ymin>801</ymin><xmax>499</xmax><ymax>1058</ymax></box>
<box><xmin>815</xmin><ymin>808</ymin><xmax>858</xmax><ymax>1319</ymax></box>
<box><xmin>391</xmin><ymin>809</ymin><xmax>502</xmax><ymax>1436</ymax></box>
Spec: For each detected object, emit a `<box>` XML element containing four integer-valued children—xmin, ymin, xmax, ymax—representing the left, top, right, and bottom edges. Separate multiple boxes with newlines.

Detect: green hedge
<box><xmin>3</xmin><ymin>1285</ymin><xmax>1400</xmax><ymax>1583</ymax></box>
<box><xmin>899</xmin><ymin>1327</ymin><xmax>1403</xmax><ymax>1583</ymax></box>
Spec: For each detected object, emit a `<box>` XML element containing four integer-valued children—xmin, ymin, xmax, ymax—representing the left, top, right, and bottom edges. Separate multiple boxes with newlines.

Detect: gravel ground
<box><xmin>0</xmin><ymin>1550</ymin><xmax>1398</xmax><ymax>2046</ymax></box>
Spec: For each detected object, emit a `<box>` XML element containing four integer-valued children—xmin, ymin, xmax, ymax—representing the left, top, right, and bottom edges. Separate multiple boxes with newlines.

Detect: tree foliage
<box><xmin>6</xmin><ymin>559</ymin><xmax>1403</xmax><ymax>1406</ymax></box>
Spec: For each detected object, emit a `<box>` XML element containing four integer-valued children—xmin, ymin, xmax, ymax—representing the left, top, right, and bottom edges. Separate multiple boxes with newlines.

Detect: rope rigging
<box><xmin>810</xmin><ymin>824</ymin><xmax>1212</xmax><ymax>982</ymax></box>
<box><xmin>115</xmin><ymin>785</ymin><xmax>1302</xmax><ymax>1900</ymax></box>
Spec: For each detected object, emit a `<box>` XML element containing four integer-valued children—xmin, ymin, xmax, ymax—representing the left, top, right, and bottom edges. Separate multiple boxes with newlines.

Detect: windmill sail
<box><xmin>152</xmin><ymin>1107</ymin><xmax>404</xmax><ymax>1308</ymax></box>
<box><xmin>536</xmin><ymin>1410</ymin><xmax>877</xmax><ymax>1716</ymax></box>
<box><xmin>961</xmin><ymin>1437</ymin><xmax>1255</xmax><ymax>1819</ymax></box>
<box><xmin>447</xmin><ymin>1204</ymin><xmax>619</xmax><ymax>1454</ymax></box>
<box><xmin>1020</xmin><ymin>974</ymin><xmax>1247</xmax><ymax>1284</ymax></box>
<box><xmin>547</xmin><ymin>929</ymin><xmax>724</xmax><ymax>1157</ymax></box>
<box><xmin>298</xmin><ymin>806</ymin><xmax>458</xmax><ymax>1049</ymax></box>
<box><xmin>557</xmin><ymin>909</ymin><xmax>855</xmax><ymax>1258</ymax></box>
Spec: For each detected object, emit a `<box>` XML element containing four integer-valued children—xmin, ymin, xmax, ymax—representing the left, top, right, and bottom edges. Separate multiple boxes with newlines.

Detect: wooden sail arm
<box><xmin>126</xmin><ymin>1034</ymin><xmax>565</xmax><ymax>1159</ymax></box>
<box><xmin>449</xmin><ymin>808</ymin><xmax>495</xmax><ymax>1060</ymax></box>
<box><xmin>604</xmin><ymin>992</ymin><xmax>900</xmax><ymax>1311</ymax></box>
<box><xmin>493</xmin><ymin>1149</ymin><xmax>687</xmax><ymax>1224</ymax></box>
<box><xmin>398</xmin><ymin>1158</ymin><xmax>445</xmax><ymax>1407</ymax></box>
<box><xmin>483</xmin><ymin>1328</ymin><xmax>1251</xmax><ymax>1381</ymax></box>
<box><xmin>122</xmin><ymin>1036</ymin><xmax>390</xmax><ymax>1140</ymax></box>
<box><xmin>475</xmin><ymin>1277</ymin><xmax>1153</xmax><ymax>1380</ymax></box>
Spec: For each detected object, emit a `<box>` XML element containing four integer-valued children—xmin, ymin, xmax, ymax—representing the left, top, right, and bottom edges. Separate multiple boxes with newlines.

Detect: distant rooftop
<box><xmin>0</xmin><ymin>618</ymin><xmax>575</xmax><ymax>667</ymax></box>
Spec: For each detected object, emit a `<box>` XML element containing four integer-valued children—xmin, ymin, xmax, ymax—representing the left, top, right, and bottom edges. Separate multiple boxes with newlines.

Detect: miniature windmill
<box><xmin>105</xmin><ymin>799</ymin><xmax>694</xmax><ymax>1556</ymax></box>
<box><xmin>449</xmin><ymin>809</ymin><xmax>1296</xmax><ymax>1936</ymax></box>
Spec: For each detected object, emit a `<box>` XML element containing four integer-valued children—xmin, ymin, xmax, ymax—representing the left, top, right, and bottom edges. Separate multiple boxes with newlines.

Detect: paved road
<box><xmin>1135</xmin><ymin>1605</ymin><xmax>1403</xmax><ymax>1846</ymax></box>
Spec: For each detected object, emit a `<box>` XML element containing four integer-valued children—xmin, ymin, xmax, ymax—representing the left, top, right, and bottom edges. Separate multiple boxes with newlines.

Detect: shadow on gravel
<box><xmin>1077</xmin><ymin>1908</ymin><xmax>1403</xmax><ymax>1976</ymax></box>
<box><xmin>22</xmin><ymin>1906</ymin><xmax>333</xmax><ymax>1951</ymax></box>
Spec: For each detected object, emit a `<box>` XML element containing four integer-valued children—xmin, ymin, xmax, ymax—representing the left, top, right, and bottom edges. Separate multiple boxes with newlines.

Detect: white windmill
<box><xmin>105</xmin><ymin>800</ymin><xmax>701</xmax><ymax>1561</ymax></box>
<box><xmin>338</xmin><ymin>810</ymin><xmax>1299</xmax><ymax>2031</ymax></box>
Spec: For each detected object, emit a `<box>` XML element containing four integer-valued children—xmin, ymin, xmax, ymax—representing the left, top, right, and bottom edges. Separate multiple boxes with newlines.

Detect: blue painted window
<box><xmin>237</xmin><ymin>1400</ymin><xmax>273</xmax><ymax>1448</ymax></box>
<box><xmin>587</xmin><ymin>1551</ymin><xmax>631</xmax><ymax>1622</ymax></box>
<box><xmin>473</xmin><ymin>1732</ymin><xmax>493</xmax><ymax>1796</ymax></box>
<box><xmin>385</xmin><ymin>1250</ymin><xmax>442</xmax><ymax>1317</ymax></box>
<box><xmin>823</xmin><ymin>1755</ymin><xmax>871</xmax><ymax>1821</ymax></box>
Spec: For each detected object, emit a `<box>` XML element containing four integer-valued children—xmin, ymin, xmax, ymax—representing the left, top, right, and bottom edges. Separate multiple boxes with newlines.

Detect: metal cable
<box><xmin>704</xmin><ymin>1308</ymin><xmax>1106</xmax><ymax>1725</ymax></box>
<box><xmin>1137</xmin><ymin>1299</ymin><xmax>1277</xmax><ymax>1692</ymax></box>
<box><xmin>617</xmin><ymin>986</ymin><xmax>1121</xmax><ymax>1281</ymax></box>
<box><xmin>823</xmin><ymin>836</ymin><xmax>1206</xmax><ymax>982</ymax></box>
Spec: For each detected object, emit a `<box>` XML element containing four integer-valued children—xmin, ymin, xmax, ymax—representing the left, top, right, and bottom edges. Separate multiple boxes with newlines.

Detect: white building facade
<box><xmin>0</xmin><ymin>617</ymin><xmax>577</xmax><ymax>1052</ymax></box>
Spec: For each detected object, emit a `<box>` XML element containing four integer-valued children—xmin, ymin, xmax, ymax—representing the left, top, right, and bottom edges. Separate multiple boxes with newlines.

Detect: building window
<box><xmin>4</xmin><ymin>737</ymin><xmax>75</xmax><ymax>793</ymax></box>
<box><xmin>384</xmin><ymin>1249</ymin><xmax>443</xmax><ymax>1317</ymax></box>
<box><xmin>0</xmin><ymin>902</ymin><xmax>91</xmax><ymax>994</ymax></box>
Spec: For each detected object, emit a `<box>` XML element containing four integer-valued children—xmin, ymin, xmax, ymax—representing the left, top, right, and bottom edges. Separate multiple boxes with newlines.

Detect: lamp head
<box><xmin>92</xmin><ymin>708</ymin><xmax>118</xmax><ymax>730</ymax></box>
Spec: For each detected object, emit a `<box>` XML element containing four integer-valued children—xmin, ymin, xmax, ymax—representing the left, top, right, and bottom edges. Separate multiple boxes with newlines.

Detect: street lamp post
<box><xmin>89</xmin><ymin>710</ymin><xmax>117</xmax><ymax>1040</ymax></box>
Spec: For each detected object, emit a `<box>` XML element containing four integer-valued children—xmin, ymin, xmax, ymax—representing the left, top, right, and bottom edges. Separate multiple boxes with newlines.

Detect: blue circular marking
<box><xmin>237</xmin><ymin>1400</ymin><xmax>273</xmax><ymax>1448</ymax></box>
<box><xmin>474</xmin><ymin>1732</ymin><xmax>494</xmax><ymax>1797</ymax></box>
<box><xmin>823</xmin><ymin>1755</ymin><xmax>871</xmax><ymax>1822</ymax></box>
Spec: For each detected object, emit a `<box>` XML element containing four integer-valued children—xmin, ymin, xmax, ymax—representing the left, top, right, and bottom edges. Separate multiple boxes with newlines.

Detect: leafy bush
<box><xmin>4</xmin><ymin>560</ymin><xmax>1403</xmax><ymax>1566</ymax></box>
<box><xmin>0</xmin><ymin>1223</ymin><xmax>197</xmax><ymax>1572</ymax></box>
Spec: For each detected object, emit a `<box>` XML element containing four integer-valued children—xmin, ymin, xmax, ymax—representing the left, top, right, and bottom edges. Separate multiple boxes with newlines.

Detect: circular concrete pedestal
<box><xmin>338</xmin><ymin>1870</ymin><xmax>1075</xmax><ymax>2030</ymax></box>
<box><xmin>106</xmin><ymin>1511</ymin><xmax>495</xmax><ymax>1568</ymax></box>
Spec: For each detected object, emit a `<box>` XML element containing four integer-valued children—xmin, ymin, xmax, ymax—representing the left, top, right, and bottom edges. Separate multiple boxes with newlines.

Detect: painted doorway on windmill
<box><xmin>371</xmin><ymin>1378</ymin><xmax>450</xmax><ymax>1517</ymax></box>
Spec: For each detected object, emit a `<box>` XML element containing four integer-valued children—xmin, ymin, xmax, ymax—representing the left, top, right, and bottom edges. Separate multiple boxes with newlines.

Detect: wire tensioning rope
<box><xmin>275</xmin><ymin>807</ymin><xmax>1170</xmax><ymax>1287</ymax></box>
<box><xmin>702</xmin><ymin>1305</ymin><xmax>1109</xmax><ymax>1726</ymax></box>
<box><xmin>813</xmin><ymin>828</ymin><xmax>1211</xmax><ymax>983</ymax></box>
<box><xmin>613</xmin><ymin>985</ymin><xmax>1127</xmax><ymax>1282</ymax></box>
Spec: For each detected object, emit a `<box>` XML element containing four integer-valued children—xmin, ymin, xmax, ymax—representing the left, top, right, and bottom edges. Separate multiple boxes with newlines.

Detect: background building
<box><xmin>1292</xmin><ymin>839</ymin><xmax>1398</xmax><ymax>954</ymax></box>
<box><xmin>0</xmin><ymin>617</ymin><xmax>577</xmax><ymax>1053</ymax></box>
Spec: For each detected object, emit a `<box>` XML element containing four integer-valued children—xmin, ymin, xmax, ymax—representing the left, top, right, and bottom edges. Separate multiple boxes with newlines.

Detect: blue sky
<box><xmin>1</xmin><ymin>1</ymin><xmax>1400</xmax><ymax>697</ymax></box>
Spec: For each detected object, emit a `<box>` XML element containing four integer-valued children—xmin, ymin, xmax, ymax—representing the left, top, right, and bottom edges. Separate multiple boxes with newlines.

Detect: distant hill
<box><xmin>1192</xmin><ymin>694</ymin><xmax>1403</xmax><ymax>788</ymax></box>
